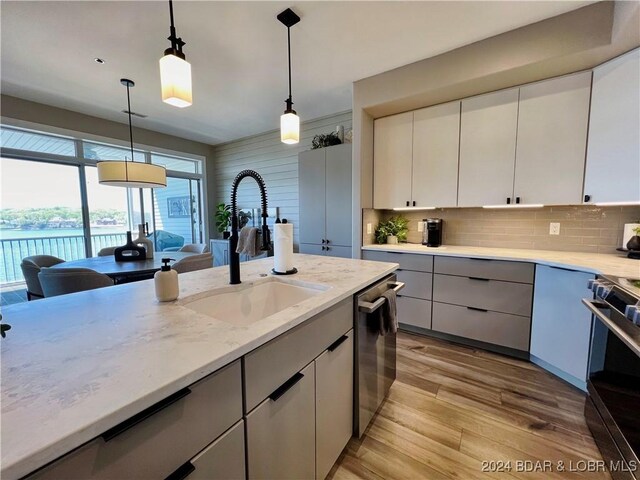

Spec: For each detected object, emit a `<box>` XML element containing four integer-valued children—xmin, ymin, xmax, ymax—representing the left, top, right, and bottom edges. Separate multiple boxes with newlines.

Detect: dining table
<box><xmin>50</xmin><ymin>252</ymin><xmax>197</xmax><ymax>284</ymax></box>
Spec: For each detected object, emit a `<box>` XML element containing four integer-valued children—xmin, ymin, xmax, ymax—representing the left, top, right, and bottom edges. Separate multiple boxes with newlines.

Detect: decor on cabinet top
<box><xmin>311</xmin><ymin>131</ymin><xmax>342</xmax><ymax>149</ymax></box>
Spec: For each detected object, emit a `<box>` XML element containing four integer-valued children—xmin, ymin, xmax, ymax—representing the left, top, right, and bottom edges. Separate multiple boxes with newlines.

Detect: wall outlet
<box><xmin>417</xmin><ymin>221</ymin><xmax>424</xmax><ymax>232</ymax></box>
<box><xmin>367</xmin><ymin>223</ymin><xmax>372</xmax><ymax>235</ymax></box>
<box><xmin>549</xmin><ymin>222</ymin><xmax>561</xmax><ymax>235</ymax></box>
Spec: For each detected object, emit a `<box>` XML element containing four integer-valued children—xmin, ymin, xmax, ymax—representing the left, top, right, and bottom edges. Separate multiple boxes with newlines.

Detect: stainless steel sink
<box><xmin>181</xmin><ymin>278</ymin><xmax>329</xmax><ymax>326</ymax></box>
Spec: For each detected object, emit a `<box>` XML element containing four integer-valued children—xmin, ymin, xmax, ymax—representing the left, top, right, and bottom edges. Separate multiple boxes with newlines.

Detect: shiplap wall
<box><xmin>212</xmin><ymin>111</ymin><xmax>352</xmax><ymax>248</ymax></box>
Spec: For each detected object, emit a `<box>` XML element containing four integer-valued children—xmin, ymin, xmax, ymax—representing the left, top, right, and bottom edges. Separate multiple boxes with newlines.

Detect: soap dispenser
<box><xmin>154</xmin><ymin>258</ymin><xmax>178</xmax><ymax>302</ymax></box>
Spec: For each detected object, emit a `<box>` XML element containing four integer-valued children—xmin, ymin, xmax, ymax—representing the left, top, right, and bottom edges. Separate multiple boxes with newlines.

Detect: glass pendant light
<box><xmin>160</xmin><ymin>0</ymin><xmax>192</xmax><ymax>108</ymax></box>
<box><xmin>278</xmin><ymin>8</ymin><xmax>301</xmax><ymax>144</ymax></box>
<box><xmin>97</xmin><ymin>79</ymin><xmax>167</xmax><ymax>188</ymax></box>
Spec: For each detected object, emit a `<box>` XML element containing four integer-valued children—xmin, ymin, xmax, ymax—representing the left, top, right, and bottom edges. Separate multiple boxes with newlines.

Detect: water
<box><xmin>0</xmin><ymin>227</ymin><xmax>127</xmax><ymax>240</ymax></box>
<box><xmin>0</xmin><ymin>229</ymin><xmax>128</xmax><ymax>284</ymax></box>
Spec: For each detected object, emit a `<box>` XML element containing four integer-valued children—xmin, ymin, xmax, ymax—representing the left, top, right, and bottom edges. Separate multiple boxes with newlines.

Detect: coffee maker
<box><xmin>422</xmin><ymin>218</ymin><xmax>443</xmax><ymax>247</ymax></box>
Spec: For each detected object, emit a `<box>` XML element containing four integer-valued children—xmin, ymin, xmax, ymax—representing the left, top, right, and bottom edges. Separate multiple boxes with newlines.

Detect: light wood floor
<box><xmin>329</xmin><ymin>332</ymin><xmax>610</xmax><ymax>480</ymax></box>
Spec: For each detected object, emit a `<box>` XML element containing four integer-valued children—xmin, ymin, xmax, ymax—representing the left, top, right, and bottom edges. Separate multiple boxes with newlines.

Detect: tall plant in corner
<box><xmin>215</xmin><ymin>203</ymin><xmax>231</xmax><ymax>239</ymax></box>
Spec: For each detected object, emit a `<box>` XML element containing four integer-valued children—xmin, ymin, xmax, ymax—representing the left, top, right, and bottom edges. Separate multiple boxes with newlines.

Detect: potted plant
<box><xmin>627</xmin><ymin>226</ymin><xmax>640</xmax><ymax>251</ymax></box>
<box><xmin>215</xmin><ymin>203</ymin><xmax>231</xmax><ymax>239</ymax></box>
<box><xmin>311</xmin><ymin>131</ymin><xmax>342</xmax><ymax>149</ymax></box>
<box><xmin>375</xmin><ymin>216</ymin><xmax>409</xmax><ymax>244</ymax></box>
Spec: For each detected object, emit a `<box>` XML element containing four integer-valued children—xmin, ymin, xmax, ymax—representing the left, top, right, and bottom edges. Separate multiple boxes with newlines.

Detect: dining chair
<box><xmin>178</xmin><ymin>243</ymin><xmax>210</xmax><ymax>254</ymax></box>
<box><xmin>172</xmin><ymin>253</ymin><xmax>213</xmax><ymax>274</ymax></box>
<box><xmin>97</xmin><ymin>246</ymin><xmax>117</xmax><ymax>257</ymax></box>
<box><xmin>20</xmin><ymin>255</ymin><xmax>65</xmax><ymax>300</ymax></box>
<box><xmin>38</xmin><ymin>267</ymin><xmax>114</xmax><ymax>298</ymax></box>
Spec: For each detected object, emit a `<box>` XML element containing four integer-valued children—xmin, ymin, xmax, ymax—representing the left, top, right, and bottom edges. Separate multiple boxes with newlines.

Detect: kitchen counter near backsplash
<box><xmin>363</xmin><ymin>205</ymin><xmax>640</xmax><ymax>254</ymax></box>
<box><xmin>362</xmin><ymin>243</ymin><xmax>640</xmax><ymax>278</ymax></box>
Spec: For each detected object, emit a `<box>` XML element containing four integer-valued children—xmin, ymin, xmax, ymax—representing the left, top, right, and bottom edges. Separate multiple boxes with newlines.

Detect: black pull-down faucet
<box><xmin>228</xmin><ymin>170</ymin><xmax>271</xmax><ymax>284</ymax></box>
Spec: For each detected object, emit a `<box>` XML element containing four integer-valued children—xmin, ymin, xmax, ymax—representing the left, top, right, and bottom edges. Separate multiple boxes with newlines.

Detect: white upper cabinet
<box><xmin>514</xmin><ymin>71</ymin><xmax>592</xmax><ymax>206</ymax></box>
<box><xmin>584</xmin><ymin>48</ymin><xmax>640</xmax><ymax>204</ymax></box>
<box><xmin>373</xmin><ymin>112</ymin><xmax>413</xmax><ymax>209</ymax></box>
<box><xmin>458</xmin><ymin>88</ymin><xmax>519</xmax><ymax>207</ymax></box>
<box><xmin>412</xmin><ymin>101</ymin><xmax>461</xmax><ymax>208</ymax></box>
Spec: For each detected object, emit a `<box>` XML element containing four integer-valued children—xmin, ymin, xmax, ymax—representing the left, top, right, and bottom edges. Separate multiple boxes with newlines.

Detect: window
<box><xmin>0</xmin><ymin>125</ymin><xmax>206</xmax><ymax>286</ymax></box>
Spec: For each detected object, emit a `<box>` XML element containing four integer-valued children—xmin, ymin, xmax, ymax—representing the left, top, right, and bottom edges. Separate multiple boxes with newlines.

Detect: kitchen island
<box><xmin>0</xmin><ymin>254</ymin><xmax>397</xmax><ymax>479</ymax></box>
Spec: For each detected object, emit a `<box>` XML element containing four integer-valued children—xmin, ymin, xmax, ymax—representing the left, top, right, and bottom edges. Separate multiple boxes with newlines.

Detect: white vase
<box><xmin>387</xmin><ymin>235</ymin><xmax>398</xmax><ymax>245</ymax></box>
<box><xmin>133</xmin><ymin>224</ymin><xmax>154</xmax><ymax>259</ymax></box>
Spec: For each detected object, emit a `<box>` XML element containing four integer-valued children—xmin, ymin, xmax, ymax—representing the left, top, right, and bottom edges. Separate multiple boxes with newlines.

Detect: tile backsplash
<box><xmin>363</xmin><ymin>206</ymin><xmax>640</xmax><ymax>254</ymax></box>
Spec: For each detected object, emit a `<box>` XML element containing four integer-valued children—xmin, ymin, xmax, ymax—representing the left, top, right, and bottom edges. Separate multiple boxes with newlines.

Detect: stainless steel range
<box><xmin>583</xmin><ymin>275</ymin><xmax>640</xmax><ymax>480</ymax></box>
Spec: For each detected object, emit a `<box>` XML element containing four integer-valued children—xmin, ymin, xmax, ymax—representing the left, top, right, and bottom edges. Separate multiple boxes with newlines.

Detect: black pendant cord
<box><xmin>287</xmin><ymin>26</ymin><xmax>292</xmax><ymax>108</ymax></box>
<box><xmin>125</xmin><ymin>83</ymin><xmax>134</xmax><ymax>182</ymax></box>
<box><xmin>166</xmin><ymin>0</ymin><xmax>185</xmax><ymax>57</ymax></box>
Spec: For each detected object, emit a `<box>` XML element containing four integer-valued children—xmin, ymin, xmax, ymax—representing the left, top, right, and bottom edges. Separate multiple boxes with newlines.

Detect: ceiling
<box><xmin>1</xmin><ymin>1</ymin><xmax>594</xmax><ymax>145</ymax></box>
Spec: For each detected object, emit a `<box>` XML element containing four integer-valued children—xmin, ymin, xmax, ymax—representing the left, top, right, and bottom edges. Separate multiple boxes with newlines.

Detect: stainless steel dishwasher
<box><xmin>354</xmin><ymin>273</ymin><xmax>404</xmax><ymax>438</ymax></box>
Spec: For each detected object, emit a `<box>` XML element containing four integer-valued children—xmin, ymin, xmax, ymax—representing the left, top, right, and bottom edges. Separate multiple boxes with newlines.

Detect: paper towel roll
<box><xmin>274</xmin><ymin>223</ymin><xmax>294</xmax><ymax>273</ymax></box>
<box><xmin>623</xmin><ymin>223</ymin><xmax>640</xmax><ymax>249</ymax></box>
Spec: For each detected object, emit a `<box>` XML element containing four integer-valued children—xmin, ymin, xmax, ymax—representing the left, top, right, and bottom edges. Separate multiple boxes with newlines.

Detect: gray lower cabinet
<box><xmin>530</xmin><ymin>265</ymin><xmax>595</xmax><ymax>388</ymax></box>
<box><xmin>362</xmin><ymin>251</ymin><xmax>433</xmax><ymax>333</ymax></box>
<box><xmin>187</xmin><ymin>420</ymin><xmax>245</xmax><ymax>480</ymax></box>
<box><xmin>28</xmin><ymin>361</ymin><xmax>243</xmax><ymax>480</ymax></box>
<box><xmin>432</xmin><ymin>302</ymin><xmax>530</xmax><ymax>351</ymax></box>
<box><xmin>397</xmin><ymin>296</ymin><xmax>432</xmax><ymax>330</ymax></box>
<box><xmin>316</xmin><ymin>331</ymin><xmax>354</xmax><ymax>480</ymax></box>
<box><xmin>246</xmin><ymin>362</ymin><xmax>316</xmax><ymax>480</ymax></box>
<box><xmin>300</xmin><ymin>243</ymin><xmax>352</xmax><ymax>258</ymax></box>
<box><xmin>299</xmin><ymin>144</ymin><xmax>352</xmax><ymax>258</ymax></box>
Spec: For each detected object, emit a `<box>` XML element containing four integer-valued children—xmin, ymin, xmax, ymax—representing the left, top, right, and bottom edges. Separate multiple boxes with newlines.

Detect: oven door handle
<box><xmin>358</xmin><ymin>281</ymin><xmax>405</xmax><ymax>313</ymax></box>
<box><xmin>582</xmin><ymin>298</ymin><xmax>640</xmax><ymax>358</ymax></box>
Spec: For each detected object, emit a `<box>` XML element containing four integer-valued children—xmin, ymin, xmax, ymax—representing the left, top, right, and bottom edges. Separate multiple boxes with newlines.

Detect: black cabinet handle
<box><xmin>326</xmin><ymin>239</ymin><xmax>330</xmax><ymax>244</ymax></box>
<box><xmin>321</xmin><ymin>239</ymin><xmax>325</xmax><ymax>244</ymax></box>
<box><xmin>321</xmin><ymin>246</ymin><xmax>326</xmax><ymax>251</ymax></box>
<box><xmin>328</xmin><ymin>335</ymin><xmax>349</xmax><ymax>352</ymax></box>
<box><xmin>269</xmin><ymin>372</ymin><xmax>304</xmax><ymax>401</ymax></box>
<box><xmin>467</xmin><ymin>306</ymin><xmax>488</xmax><ymax>312</ymax></box>
<box><xmin>326</xmin><ymin>247</ymin><xmax>331</xmax><ymax>251</ymax></box>
<box><xmin>165</xmin><ymin>461</ymin><xmax>195</xmax><ymax>480</ymax></box>
<box><xmin>468</xmin><ymin>276</ymin><xmax>490</xmax><ymax>282</ymax></box>
<box><xmin>516</xmin><ymin>197</ymin><xmax>521</xmax><ymax>204</ymax></box>
<box><xmin>584</xmin><ymin>194</ymin><xmax>591</xmax><ymax>202</ymax></box>
<box><xmin>406</xmin><ymin>201</ymin><xmax>410</xmax><ymax>207</ymax></box>
<box><xmin>102</xmin><ymin>387</ymin><xmax>191</xmax><ymax>442</ymax></box>
<box><xmin>412</xmin><ymin>201</ymin><xmax>416</xmax><ymax>207</ymax></box>
<box><xmin>506</xmin><ymin>197</ymin><xmax>511</xmax><ymax>204</ymax></box>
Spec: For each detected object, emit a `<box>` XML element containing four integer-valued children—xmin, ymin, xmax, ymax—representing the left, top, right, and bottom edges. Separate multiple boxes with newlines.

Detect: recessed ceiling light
<box><xmin>94</xmin><ymin>58</ymin><xmax>105</xmax><ymax>64</ymax></box>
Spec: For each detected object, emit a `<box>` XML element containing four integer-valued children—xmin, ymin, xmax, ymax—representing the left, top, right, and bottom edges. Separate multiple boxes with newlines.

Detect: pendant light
<box><xmin>97</xmin><ymin>79</ymin><xmax>167</xmax><ymax>189</ymax></box>
<box><xmin>278</xmin><ymin>8</ymin><xmax>301</xmax><ymax>145</ymax></box>
<box><xmin>159</xmin><ymin>0</ymin><xmax>192</xmax><ymax>108</ymax></box>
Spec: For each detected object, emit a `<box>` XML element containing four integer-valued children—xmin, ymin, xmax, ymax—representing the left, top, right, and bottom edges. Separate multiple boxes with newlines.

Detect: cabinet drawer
<box><xmin>316</xmin><ymin>330</ymin><xmax>354</xmax><ymax>480</ymax></box>
<box><xmin>246</xmin><ymin>362</ymin><xmax>315</xmax><ymax>480</ymax></box>
<box><xmin>396</xmin><ymin>270</ymin><xmax>432</xmax><ymax>299</ymax></box>
<box><xmin>177</xmin><ymin>420</ymin><xmax>245</xmax><ymax>480</ymax></box>
<box><xmin>244</xmin><ymin>298</ymin><xmax>352</xmax><ymax>412</ymax></box>
<box><xmin>432</xmin><ymin>302</ymin><xmax>530</xmax><ymax>351</ymax></box>
<box><xmin>433</xmin><ymin>274</ymin><xmax>532</xmax><ymax>317</ymax></box>
<box><xmin>362</xmin><ymin>250</ymin><xmax>433</xmax><ymax>272</ymax></box>
<box><xmin>398</xmin><ymin>297</ymin><xmax>432</xmax><ymax>330</ymax></box>
<box><xmin>28</xmin><ymin>361</ymin><xmax>242</xmax><ymax>480</ymax></box>
<box><xmin>434</xmin><ymin>256</ymin><xmax>534</xmax><ymax>283</ymax></box>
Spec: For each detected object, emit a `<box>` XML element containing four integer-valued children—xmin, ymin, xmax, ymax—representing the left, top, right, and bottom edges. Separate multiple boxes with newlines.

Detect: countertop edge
<box><xmin>2</xmin><ymin>262</ymin><xmax>398</xmax><ymax>480</ymax></box>
<box><xmin>361</xmin><ymin>244</ymin><xmax>639</xmax><ymax>277</ymax></box>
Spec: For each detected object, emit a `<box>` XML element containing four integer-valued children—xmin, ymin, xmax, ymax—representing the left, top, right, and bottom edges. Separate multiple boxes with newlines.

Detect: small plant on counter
<box><xmin>215</xmin><ymin>203</ymin><xmax>231</xmax><ymax>239</ymax></box>
<box><xmin>375</xmin><ymin>216</ymin><xmax>409</xmax><ymax>244</ymax></box>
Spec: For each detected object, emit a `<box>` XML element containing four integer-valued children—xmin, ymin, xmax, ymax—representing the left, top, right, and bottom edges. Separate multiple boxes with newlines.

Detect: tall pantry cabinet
<box><xmin>299</xmin><ymin>143</ymin><xmax>352</xmax><ymax>258</ymax></box>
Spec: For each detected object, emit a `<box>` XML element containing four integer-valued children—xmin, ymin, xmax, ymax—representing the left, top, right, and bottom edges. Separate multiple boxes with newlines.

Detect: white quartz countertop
<box><xmin>362</xmin><ymin>244</ymin><xmax>640</xmax><ymax>278</ymax></box>
<box><xmin>0</xmin><ymin>254</ymin><xmax>397</xmax><ymax>480</ymax></box>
